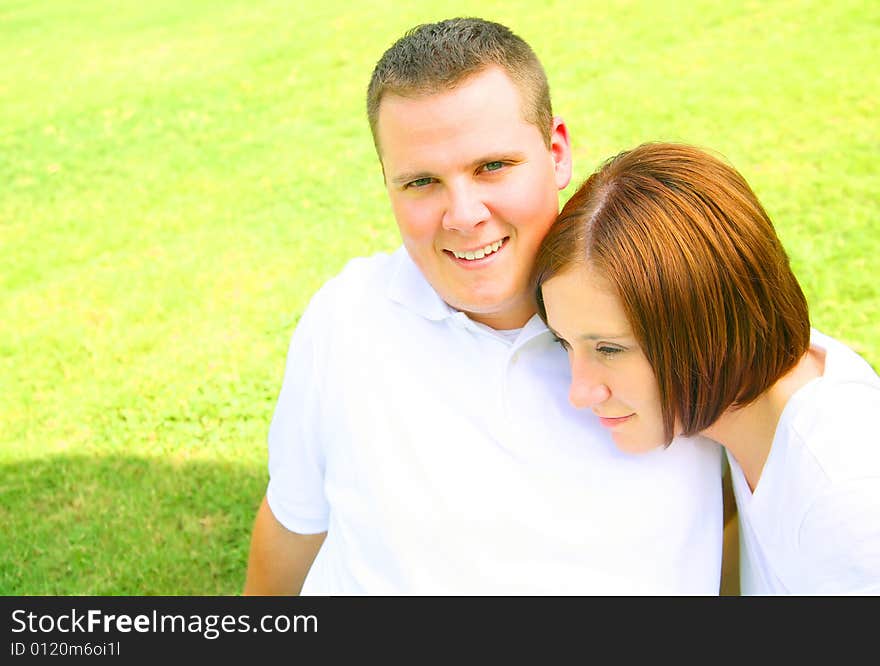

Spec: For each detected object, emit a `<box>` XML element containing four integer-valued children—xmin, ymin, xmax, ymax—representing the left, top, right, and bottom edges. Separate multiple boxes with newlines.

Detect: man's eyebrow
<box><xmin>471</xmin><ymin>151</ymin><xmax>526</xmax><ymax>167</ymax></box>
<box><xmin>390</xmin><ymin>171</ymin><xmax>433</xmax><ymax>187</ymax></box>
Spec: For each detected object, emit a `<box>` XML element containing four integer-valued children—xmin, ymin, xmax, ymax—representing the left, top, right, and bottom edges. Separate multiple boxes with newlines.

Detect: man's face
<box><xmin>375</xmin><ymin>66</ymin><xmax>572</xmax><ymax>330</ymax></box>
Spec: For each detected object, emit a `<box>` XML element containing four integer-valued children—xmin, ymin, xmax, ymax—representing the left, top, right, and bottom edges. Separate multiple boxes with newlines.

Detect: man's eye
<box><xmin>406</xmin><ymin>177</ymin><xmax>435</xmax><ymax>189</ymax></box>
<box><xmin>482</xmin><ymin>161</ymin><xmax>504</xmax><ymax>172</ymax></box>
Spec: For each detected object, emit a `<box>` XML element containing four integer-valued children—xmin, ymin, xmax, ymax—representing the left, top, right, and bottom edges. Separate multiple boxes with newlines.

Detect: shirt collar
<box><xmin>385</xmin><ymin>244</ymin><xmax>553</xmax><ymax>344</ymax></box>
<box><xmin>386</xmin><ymin>246</ymin><xmax>457</xmax><ymax>322</ymax></box>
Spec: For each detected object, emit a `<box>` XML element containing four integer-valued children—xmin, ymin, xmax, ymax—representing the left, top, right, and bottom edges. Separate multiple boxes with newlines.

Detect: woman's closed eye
<box><xmin>553</xmin><ymin>335</ymin><xmax>571</xmax><ymax>351</ymax></box>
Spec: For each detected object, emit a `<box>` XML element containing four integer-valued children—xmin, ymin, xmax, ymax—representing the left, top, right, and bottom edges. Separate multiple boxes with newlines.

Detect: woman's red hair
<box><xmin>534</xmin><ymin>142</ymin><xmax>810</xmax><ymax>443</ymax></box>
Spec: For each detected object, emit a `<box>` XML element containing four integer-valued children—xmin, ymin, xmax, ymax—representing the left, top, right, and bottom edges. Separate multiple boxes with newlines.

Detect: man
<box><xmin>244</xmin><ymin>17</ymin><xmax>723</xmax><ymax>595</ymax></box>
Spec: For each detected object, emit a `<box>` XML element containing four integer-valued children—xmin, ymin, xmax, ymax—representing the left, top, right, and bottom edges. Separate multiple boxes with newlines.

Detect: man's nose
<box><xmin>568</xmin><ymin>358</ymin><xmax>611</xmax><ymax>410</ymax></box>
<box><xmin>442</xmin><ymin>181</ymin><xmax>490</xmax><ymax>231</ymax></box>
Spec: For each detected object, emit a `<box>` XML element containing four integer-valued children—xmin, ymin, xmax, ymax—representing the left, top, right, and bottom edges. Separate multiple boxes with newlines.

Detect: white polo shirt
<box><xmin>267</xmin><ymin>247</ymin><xmax>723</xmax><ymax>594</ymax></box>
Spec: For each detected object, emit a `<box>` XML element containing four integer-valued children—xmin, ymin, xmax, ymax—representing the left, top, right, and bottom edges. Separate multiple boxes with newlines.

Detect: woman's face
<box><xmin>541</xmin><ymin>262</ymin><xmax>668</xmax><ymax>454</ymax></box>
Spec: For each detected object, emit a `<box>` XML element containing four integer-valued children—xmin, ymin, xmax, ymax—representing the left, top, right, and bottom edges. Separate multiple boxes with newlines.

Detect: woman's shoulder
<box><xmin>780</xmin><ymin>365</ymin><xmax>880</xmax><ymax>484</ymax></box>
<box><xmin>809</xmin><ymin>328</ymin><xmax>880</xmax><ymax>389</ymax></box>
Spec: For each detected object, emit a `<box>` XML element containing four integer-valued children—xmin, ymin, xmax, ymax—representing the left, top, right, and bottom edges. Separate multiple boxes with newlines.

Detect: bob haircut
<box><xmin>366</xmin><ymin>17</ymin><xmax>552</xmax><ymax>154</ymax></box>
<box><xmin>533</xmin><ymin>142</ymin><xmax>811</xmax><ymax>444</ymax></box>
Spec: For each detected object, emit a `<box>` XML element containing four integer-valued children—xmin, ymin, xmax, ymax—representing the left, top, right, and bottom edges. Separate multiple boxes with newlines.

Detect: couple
<box><xmin>244</xmin><ymin>18</ymin><xmax>880</xmax><ymax>595</ymax></box>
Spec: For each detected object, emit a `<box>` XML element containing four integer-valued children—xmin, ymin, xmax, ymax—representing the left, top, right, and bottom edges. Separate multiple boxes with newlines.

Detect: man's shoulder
<box><xmin>331</xmin><ymin>247</ymin><xmax>401</xmax><ymax>286</ymax></box>
<box><xmin>310</xmin><ymin>248</ymin><xmax>402</xmax><ymax>309</ymax></box>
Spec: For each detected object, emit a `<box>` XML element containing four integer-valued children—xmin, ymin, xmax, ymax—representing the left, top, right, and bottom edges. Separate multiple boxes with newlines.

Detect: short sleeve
<box><xmin>265</xmin><ymin>294</ymin><xmax>331</xmax><ymax>535</ymax></box>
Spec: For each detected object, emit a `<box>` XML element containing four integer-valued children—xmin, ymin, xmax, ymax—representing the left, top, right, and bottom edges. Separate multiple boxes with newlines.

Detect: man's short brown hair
<box><xmin>367</xmin><ymin>17</ymin><xmax>552</xmax><ymax>154</ymax></box>
<box><xmin>534</xmin><ymin>142</ymin><xmax>811</xmax><ymax>443</ymax></box>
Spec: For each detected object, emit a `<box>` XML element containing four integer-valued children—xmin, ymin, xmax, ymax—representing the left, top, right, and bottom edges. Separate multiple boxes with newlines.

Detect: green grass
<box><xmin>2</xmin><ymin>0</ymin><xmax>878</xmax><ymax>594</ymax></box>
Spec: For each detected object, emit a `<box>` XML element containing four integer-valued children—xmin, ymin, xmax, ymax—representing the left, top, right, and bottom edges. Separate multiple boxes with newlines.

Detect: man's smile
<box><xmin>444</xmin><ymin>237</ymin><xmax>509</xmax><ymax>264</ymax></box>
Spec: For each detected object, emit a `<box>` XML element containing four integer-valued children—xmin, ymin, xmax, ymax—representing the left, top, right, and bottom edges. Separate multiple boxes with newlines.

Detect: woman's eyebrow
<box><xmin>547</xmin><ymin>326</ymin><xmax>630</xmax><ymax>341</ymax></box>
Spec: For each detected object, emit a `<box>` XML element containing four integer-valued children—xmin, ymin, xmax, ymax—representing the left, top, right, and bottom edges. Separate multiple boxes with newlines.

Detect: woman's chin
<box><xmin>610</xmin><ymin>432</ymin><xmax>663</xmax><ymax>455</ymax></box>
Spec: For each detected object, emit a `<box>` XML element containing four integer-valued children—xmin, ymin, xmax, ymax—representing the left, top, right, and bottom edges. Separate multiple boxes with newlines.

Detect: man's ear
<box><xmin>549</xmin><ymin>116</ymin><xmax>573</xmax><ymax>191</ymax></box>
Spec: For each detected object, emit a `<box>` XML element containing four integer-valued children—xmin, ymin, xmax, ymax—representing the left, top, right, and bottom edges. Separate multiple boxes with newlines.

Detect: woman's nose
<box><xmin>568</xmin><ymin>359</ymin><xmax>611</xmax><ymax>409</ymax></box>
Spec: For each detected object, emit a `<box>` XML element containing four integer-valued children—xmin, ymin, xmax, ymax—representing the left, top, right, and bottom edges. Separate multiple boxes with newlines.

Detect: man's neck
<box><xmin>464</xmin><ymin>305</ymin><xmax>535</xmax><ymax>331</ymax></box>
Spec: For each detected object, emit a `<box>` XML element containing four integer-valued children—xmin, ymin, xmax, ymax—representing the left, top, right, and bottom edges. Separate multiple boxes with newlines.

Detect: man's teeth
<box><xmin>452</xmin><ymin>240</ymin><xmax>504</xmax><ymax>261</ymax></box>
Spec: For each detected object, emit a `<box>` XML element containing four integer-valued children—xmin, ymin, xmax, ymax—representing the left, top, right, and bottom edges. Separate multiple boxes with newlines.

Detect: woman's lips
<box><xmin>597</xmin><ymin>414</ymin><xmax>635</xmax><ymax>428</ymax></box>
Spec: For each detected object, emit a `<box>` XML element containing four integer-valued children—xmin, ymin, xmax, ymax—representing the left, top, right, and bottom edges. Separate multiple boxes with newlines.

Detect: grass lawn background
<box><xmin>2</xmin><ymin>0</ymin><xmax>877</xmax><ymax>594</ymax></box>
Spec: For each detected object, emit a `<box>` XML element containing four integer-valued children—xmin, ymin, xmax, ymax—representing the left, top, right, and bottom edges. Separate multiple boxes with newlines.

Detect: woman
<box><xmin>533</xmin><ymin>142</ymin><xmax>880</xmax><ymax>594</ymax></box>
